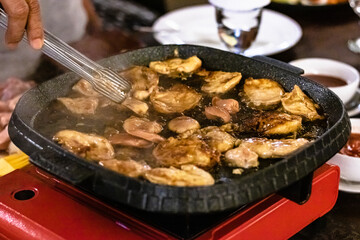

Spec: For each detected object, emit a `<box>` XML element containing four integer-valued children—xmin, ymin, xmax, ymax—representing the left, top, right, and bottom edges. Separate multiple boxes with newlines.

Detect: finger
<box><xmin>25</xmin><ymin>0</ymin><xmax>43</xmax><ymax>49</ymax></box>
<box><xmin>1</xmin><ymin>0</ymin><xmax>29</xmax><ymax>49</ymax></box>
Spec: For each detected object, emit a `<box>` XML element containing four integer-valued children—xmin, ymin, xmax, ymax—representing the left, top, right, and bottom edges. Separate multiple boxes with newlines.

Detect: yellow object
<box><xmin>0</xmin><ymin>153</ymin><xmax>29</xmax><ymax>176</ymax></box>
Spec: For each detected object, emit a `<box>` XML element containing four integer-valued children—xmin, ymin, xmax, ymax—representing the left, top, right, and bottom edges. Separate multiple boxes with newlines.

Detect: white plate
<box><xmin>339</xmin><ymin>178</ymin><xmax>360</xmax><ymax>193</ymax></box>
<box><xmin>152</xmin><ymin>5</ymin><xmax>302</xmax><ymax>56</ymax></box>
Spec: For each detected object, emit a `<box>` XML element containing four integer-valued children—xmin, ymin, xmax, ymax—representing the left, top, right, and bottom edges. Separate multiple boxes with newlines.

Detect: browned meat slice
<box><xmin>219</xmin><ymin>111</ymin><xmax>301</xmax><ymax>137</ymax></box>
<box><xmin>149</xmin><ymin>56</ymin><xmax>202</xmax><ymax>78</ymax></box>
<box><xmin>150</xmin><ymin>84</ymin><xmax>202</xmax><ymax>114</ymax></box>
<box><xmin>237</xmin><ymin>137</ymin><xmax>310</xmax><ymax>159</ymax></box>
<box><xmin>168</xmin><ymin>116</ymin><xmax>200</xmax><ymax>134</ymax></box>
<box><xmin>72</xmin><ymin>79</ymin><xmax>100</xmax><ymax>97</ymax></box>
<box><xmin>152</xmin><ymin>137</ymin><xmax>220</xmax><ymax>168</ymax></box>
<box><xmin>109</xmin><ymin>133</ymin><xmax>153</xmax><ymax>148</ymax></box>
<box><xmin>212</xmin><ymin>96</ymin><xmax>240</xmax><ymax>114</ymax></box>
<box><xmin>204</xmin><ymin>106</ymin><xmax>231</xmax><ymax>123</ymax></box>
<box><xmin>281</xmin><ymin>85</ymin><xmax>323</xmax><ymax>121</ymax></box>
<box><xmin>243</xmin><ymin>78</ymin><xmax>285</xmax><ymax>109</ymax></box>
<box><xmin>224</xmin><ymin>145</ymin><xmax>259</xmax><ymax>168</ymax></box>
<box><xmin>58</xmin><ymin>97</ymin><xmax>99</xmax><ymax>115</ymax></box>
<box><xmin>144</xmin><ymin>165</ymin><xmax>215</xmax><ymax>186</ymax></box>
<box><xmin>195</xmin><ymin>126</ymin><xmax>236</xmax><ymax>153</ymax></box>
<box><xmin>119</xmin><ymin>66</ymin><xmax>159</xmax><ymax>100</ymax></box>
<box><xmin>99</xmin><ymin>159</ymin><xmax>151</xmax><ymax>178</ymax></box>
<box><xmin>123</xmin><ymin>116</ymin><xmax>164</xmax><ymax>143</ymax></box>
<box><xmin>53</xmin><ymin>130</ymin><xmax>114</xmax><ymax>161</ymax></box>
<box><xmin>195</xmin><ymin>68</ymin><xmax>211</xmax><ymax>77</ymax></box>
<box><xmin>258</xmin><ymin>112</ymin><xmax>302</xmax><ymax>136</ymax></box>
<box><xmin>121</xmin><ymin>97</ymin><xmax>149</xmax><ymax>116</ymax></box>
<box><xmin>201</xmin><ymin>71</ymin><xmax>242</xmax><ymax>94</ymax></box>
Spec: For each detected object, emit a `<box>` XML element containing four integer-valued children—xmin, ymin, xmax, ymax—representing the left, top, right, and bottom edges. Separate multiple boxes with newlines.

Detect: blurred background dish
<box><xmin>289</xmin><ymin>58</ymin><xmax>360</xmax><ymax>105</ymax></box>
<box><xmin>327</xmin><ymin>118</ymin><xmax>360</xmax><ymax>192</ymax></box>
<box><xmin>152</xmin><ymin>4</ymin><xmax>302</xmax><ymax>56</ymax></box>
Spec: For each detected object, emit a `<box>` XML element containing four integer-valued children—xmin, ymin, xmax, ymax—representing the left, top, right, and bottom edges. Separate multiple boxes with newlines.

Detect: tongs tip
<box><xmin>91</xmin><ymin>68</ymin><xmax>132</xmax><ymax>103</ymax></box>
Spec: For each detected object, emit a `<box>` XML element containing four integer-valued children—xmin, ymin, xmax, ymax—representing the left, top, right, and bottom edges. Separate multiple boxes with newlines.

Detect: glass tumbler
<box><xmin>209</xmin><ymin>0</ymin><xmax>270</xmax><ymax>54</ymax></box>
<box><xmin>348</xmin><ymin>0</ymin><xmax>360</xmax><ymax>53</ymax></box>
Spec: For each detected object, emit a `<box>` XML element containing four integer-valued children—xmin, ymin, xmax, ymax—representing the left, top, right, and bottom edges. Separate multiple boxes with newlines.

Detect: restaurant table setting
<box><xmin>151</xmin><ymin>3</ymin><xmax>302</xmax><ymax>56</ymax></box>
<box><xmin>1</xmin><ymin>0</ymin><xmax>360</xmax><ymax>239</ymax></box>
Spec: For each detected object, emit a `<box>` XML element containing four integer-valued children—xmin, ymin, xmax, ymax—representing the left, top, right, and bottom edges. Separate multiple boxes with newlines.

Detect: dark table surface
<box><xmin>268</xmin><ymin>3</ymin><xmax>360</xmax><ymax>70</ymax></box>
<box><xmin>131</xmin><ymin>3</ymin><xmax>360</xmax><ymax>239</ymax></box>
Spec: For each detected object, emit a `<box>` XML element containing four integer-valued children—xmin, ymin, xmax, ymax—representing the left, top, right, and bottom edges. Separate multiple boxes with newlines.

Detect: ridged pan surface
<box><xmin>8</xmin><ymin>45</ymin><xmax>350</xmax><ymax>214</ymax></box>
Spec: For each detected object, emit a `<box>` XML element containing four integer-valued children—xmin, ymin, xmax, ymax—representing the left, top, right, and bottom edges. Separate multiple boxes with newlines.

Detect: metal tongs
<box><xmin>0</xmin><ymin>8</ymin><xmax>131</xmax><ymax>103</ymax></box>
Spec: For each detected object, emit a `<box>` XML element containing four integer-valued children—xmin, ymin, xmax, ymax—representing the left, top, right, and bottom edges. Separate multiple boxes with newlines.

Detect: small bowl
<box><xmin>327</xmin><ymin>118</ymin><xmax>360</xmax><ymax>182</ymax></box>
<box><xmin>289</xmin><ymin>58</ymin><xmax>360</xmax><ymax>104</ymax></box>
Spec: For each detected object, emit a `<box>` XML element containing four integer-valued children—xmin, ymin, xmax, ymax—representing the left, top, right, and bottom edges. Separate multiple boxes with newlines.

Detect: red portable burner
<box><xmin>0</xmin><ymin>163</ymin><xmax>339</xmax><ymax>240</ymax></box>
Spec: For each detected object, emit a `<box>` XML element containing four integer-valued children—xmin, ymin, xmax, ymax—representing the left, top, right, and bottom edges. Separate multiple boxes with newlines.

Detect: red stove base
<box><xmin>0</xmin><ymin>163</ymin><xmax>339</xmax><ymax>240</ymax></box>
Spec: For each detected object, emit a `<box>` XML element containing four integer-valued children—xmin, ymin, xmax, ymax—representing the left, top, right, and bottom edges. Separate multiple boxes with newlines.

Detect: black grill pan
<box><xmin>8</xmin><ymin>45</ymin><xmax>350</xmax><ymax>214</ymax></box>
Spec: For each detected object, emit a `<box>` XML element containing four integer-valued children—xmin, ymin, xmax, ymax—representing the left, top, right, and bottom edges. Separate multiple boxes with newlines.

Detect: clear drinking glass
<box><xmin>348</xmin><ymin>0</ymin><xmax>360</xmax><ymax>53</ymax></box>
<box><xmin>209</xmin><ymin>0</ymin><xmax>270</xmax><ymax>55</ymax></box>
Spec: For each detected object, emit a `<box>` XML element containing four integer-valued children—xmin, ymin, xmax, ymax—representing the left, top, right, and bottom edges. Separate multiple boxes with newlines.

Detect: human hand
<box><xmin>1</xmin><ymin>0</ymin><xmax>44</xmax><ymax>49</ymax></box>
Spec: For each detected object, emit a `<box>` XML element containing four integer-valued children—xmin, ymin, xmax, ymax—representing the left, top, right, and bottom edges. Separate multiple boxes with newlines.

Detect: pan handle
<box><xmin>29</xmin><ymin>149</ymin><xmax>95</xmax><ymax>186</ymax></box>
<box><xmin>252</xmin><ymin>55</ymin><xmax>304</xmax><ymax>75</ymax></box>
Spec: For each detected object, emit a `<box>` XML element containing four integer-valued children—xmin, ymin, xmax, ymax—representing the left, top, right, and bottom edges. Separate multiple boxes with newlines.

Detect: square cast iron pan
<box><xmin>8</xmin><ymin>45</ymin><xmax>350</xmax><ymax>214</ymax></box>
